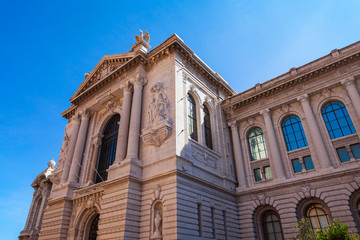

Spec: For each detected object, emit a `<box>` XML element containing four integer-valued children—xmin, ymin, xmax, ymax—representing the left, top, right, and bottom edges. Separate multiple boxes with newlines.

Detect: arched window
<box><xmin>203</xmin><ymin>105</ymin><xmax>213</xmax><ymax>149</ymax></box>
<box><xmin>188</xmin><ymin>94</ymin><xmax>198</xmax><ymax>141</ymax></box>
<box><xmin>306</xmin><ymin>203</ymin><xmax>331</xmax><ymax>230</ymax></box>
<box><xmin>88</xmin><ymin>214</ymin><xmax>99</xmax><ymax>240</ymax></box>
<box><xmin>262</xmin><ymin>211</ymin><xmax>284</xmax><ymax>240</ymax></box>
<box><xmin>96</xmin><ymin>114</ymin><xmax>120</xmax><ymax>183</ymax></box>
<box><xmin>282</xmin><ymin>115</ymin><xmax>308</xmax><ymax>151</ymax></box>
<box><xmin>322</xmin><ymin>101</ymin><xmax>356</xmax><ymax>139</ymax></box>
<box><xmin>248</xmin><ymin>127</ymin><xmax>268</xmax><ymax>161</ymax></box>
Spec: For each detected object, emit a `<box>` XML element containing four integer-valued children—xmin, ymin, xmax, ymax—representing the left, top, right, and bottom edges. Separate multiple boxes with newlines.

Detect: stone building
<box><xmin>19</xmin><ymin>32</ymin><xmax>360</xmax><ymax>240</ymax></box>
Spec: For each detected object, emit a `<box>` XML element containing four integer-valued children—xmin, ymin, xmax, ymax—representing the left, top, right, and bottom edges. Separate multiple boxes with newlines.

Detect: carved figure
<box><xmin>151</xmin><ymin>207</ymin><xmax>163</xmax><ymax>239</ymax></box>
<box><xmin>147</xmin><ymin>82</ymin><xmax>169</xmax><ymax>126</ymax></box>
<box><xmin>142</xmin><ymin>82</ymin><xmax>172</xmax><ymax>147</ymax></box>
<box><xmin>153</xmin><ymin>211</ymin><xmax>162</xmax><ymax>237</ymax></box>
<box><xmin>135</xmin><ymin>30</ymin><xmax>150</xmax><ymax>43</ymax></box>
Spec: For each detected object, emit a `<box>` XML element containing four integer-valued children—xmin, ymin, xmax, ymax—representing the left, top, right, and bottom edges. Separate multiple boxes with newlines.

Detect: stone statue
<box><xmin>135</xmin><ymin>30</ymin><xmax>150</xmax><ymax>43</ymax></box>
<box><xmin>151</xmin><ymin>210</ymin><xmax>162</xmax><ymax>239</ymax></box>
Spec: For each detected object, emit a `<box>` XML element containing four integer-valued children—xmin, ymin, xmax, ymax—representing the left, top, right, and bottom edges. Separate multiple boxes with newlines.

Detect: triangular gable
<box><xmin>70</xmin><ymin>52</ymin><xmax>136</xmax><ymax>102</ymax></box>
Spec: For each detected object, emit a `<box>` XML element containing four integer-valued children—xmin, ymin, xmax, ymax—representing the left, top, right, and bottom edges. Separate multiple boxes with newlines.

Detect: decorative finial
<box><xmin>48</xmin><ymin>158</ymin><xmax>56</xmax><ymax>168</ymax></box>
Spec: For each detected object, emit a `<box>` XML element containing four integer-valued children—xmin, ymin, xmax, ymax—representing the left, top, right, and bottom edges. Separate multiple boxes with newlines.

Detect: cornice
<box><xmin>61</xmin><ymin>105</ymin><xmax>76</xmax><ymax>119</ymax></box>
<box><xmin>71</xmin><ymin>53</ymin><xmax>147</xmax><ymax>106</ymax></box>
<box><xmin>149</xmin><ymin>35</ymin><xmax>236</xmax><ymax>96</ymax></box>
<box><xmin>222</xmin><ymin>44</ymin><xmax>360</xmax><ymax>114</ymax></box>
<box><xmin>62</xmin><ymin>34</ymin><xmax>236</xmax><ymax>119</ymax></box>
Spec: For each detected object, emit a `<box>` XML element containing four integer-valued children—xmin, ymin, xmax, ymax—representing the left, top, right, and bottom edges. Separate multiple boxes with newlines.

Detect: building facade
<box><xmin>19</xmin><ymin>33</ymin><xmax>360</xmax><ymax>240</ymax></box>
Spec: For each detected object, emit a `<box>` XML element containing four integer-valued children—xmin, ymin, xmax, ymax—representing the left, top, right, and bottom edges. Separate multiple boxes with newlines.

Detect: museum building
<box><xmin>19</xmin><ymin>32</ymin><xmax>360</xmax><ymax>239</ymax></box>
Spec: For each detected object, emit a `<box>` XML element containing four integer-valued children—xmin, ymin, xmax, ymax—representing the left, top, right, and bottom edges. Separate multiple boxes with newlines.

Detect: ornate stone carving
<box><xmin>290</xmin><ymin>67</ymin><xmax>298</xmax><ymax>76</ymax></box>
<box><xmin>191</xmin><ymin>143</ymin><xmax>218</xmax><ymax>169</ymax></box>
<box><xmin>321</xmin><ymin>88</ymin><xmax>332</xmax><ymax>98</ymax></box>
<box><xmin>154</xmin><ymin>185</ymin><xmax>161</xmax><ymax>200</ymax></box>
<box><xmin>257</xmin><ymin>193</ymin><xmax>266</xmax><ymax>205</ymax></box>
<box><xmin>44</xmin><ymin>159</ymin><xmax>56</xmax><ymax>178</ymax></box>
<box><xmin>142</xmin><ymin>82</ymin><xmax>173</xmax><ymax>147</ymax></box>
<box><xmin>280</xmin><ymin>104</ymin><xmax>290</xmax><ymax>113</ymax></box>
<box><xmin>297</xmin><ymin>94</ymin><xmax>309</xmax><ymax>103</ymax></box>
<box><xmin>301</xmin><ymin>184</ymin><xmax>311</xmax><ymax>198</ymax></box>
<box><xmin>135</xmin><ymin>30</ymin><xmax>150</xmax><ymax>43</ymax></box>
<box><xmin>260</xmin><ymin>108</ymin><xmax>271</xmax><ymax>118</ymax></box>
<box><xmin>182</xmin><ymin>72</ymin><xmax>188</xmax><ymax>83</ymax></box>
<box><xmin>341</xmin><ymin>77</ymin><xmax>355</xmax><ymax>88</ymax></box>
<box><xmin>246</xmin><ymin>117</ymin><xmax>254</xmax><ymax>126</ymax></box>
<box><xmin>338</xmin><ymin>66</ymin><xmax>350</xmax><ymax>75</ymax></box>
<box><xmin>80</xmin><ymin>109</ymin><xmax>91</xmax><ymax>120</ymax></box>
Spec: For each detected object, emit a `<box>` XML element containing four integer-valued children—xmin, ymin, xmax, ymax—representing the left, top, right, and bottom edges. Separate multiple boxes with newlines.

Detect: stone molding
<box><xmin>222</xmin><ymin>51</ymin><xmax>360</xmax><ymax>114</ymax></box>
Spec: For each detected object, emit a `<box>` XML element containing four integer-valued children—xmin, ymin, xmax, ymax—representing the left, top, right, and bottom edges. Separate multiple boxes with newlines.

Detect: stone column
<box><xmin>115</xmin><ymin>83</ymin><xmax>133</xmax><ymax>162</ymax></box>
<box><xmin>229</xmin><ymin>121</ymin><xmax>247</xmax><ymax>188</ymax></box>
<box><xmin>87</xmin><ymin>136</ymin><xmax>102</xmax><ymax>184</ymax></box>
<box><xmin>34</xmin><ymin>190</ymin><xmax>47</xmax><ymax>230</ymax></box>
<box><xmin>297</xmin><ymin>94</ymin><xmax>332</xmax><ymax>168</ymax></box>
<box><xmin>125</xmin><ymin>77</ymin><xmax>146</xmax><ymax>160</ymax></box>
<box><xmin>342</xmin><ymin>77</ymin><xmax>360</xmax><ymax>120</ymax></box>
<box><xmin>68</xmin><ymin>110</ymin><xmax>91</xmax><ymax>183</ymax></box>
<box><xmin>23</xmin><ymin>192</ymin><xmax>38</xmax><ymax>230</ymax></box>
<box><xmin>260</xmin><ymin>109</ymin><xmax>286</xmax><ymax>179</ymax></box>
<box><xmin>61</xmin><ymin>115</ymin><xmax>81</xmax><ymax>184</ymax></box>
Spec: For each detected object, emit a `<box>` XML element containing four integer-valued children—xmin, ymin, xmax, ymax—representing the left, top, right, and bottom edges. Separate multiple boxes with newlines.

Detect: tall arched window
<box><xmin>188</xmin><ymin>94</ymin><xmax>198</xmax><ymax>141</ymax></box>
<box><xmin>203</xmin><ymin>105</ymin><xmax>213</xmax><ymax>149</ymax></box>
<box><xmin>306</xmin><ymin>203</ymin><xmax>331</xmax><ymax>230</ymax></box>
<box><xmin>88</xmin><ymin>214</ymin><xmax>99</xmax><ymax>240</ymax></box>
<box><xmin>96</xmin><ymin>114</ymin><xmax>120</xmax><ymax>183</ymax></box>
<box><xmin>282</xmin><ymin>115</ymin><xmax>308</xmax><ymax>151</ymax></box>
<box><xmin>262</xmin><ymin>211</ymin><xmax>284</xmax><ymax>240</ymax></box>
<box><xmin>248</xmin><ymin>127</ymin><xmax>268</xmax><ymax>161</ymax></box>
<box><xmin>322</xmin><ymin>101</ymin><xmax>356</xmax><ymax>139</ymax></box>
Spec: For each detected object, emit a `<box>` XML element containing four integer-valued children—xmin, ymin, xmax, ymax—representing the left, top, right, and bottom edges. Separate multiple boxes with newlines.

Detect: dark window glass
<box><xmin>291</xmin><ymin>159</ymin><xmax>302</xmax><ymax>173</ymax></box>
<box><xmin>248</xmin><ymin>127</ymin><xmax>268</xmax><ymax>161</ymax></box>
<box><xmin>197</xmin><ymin>203</ymin><xmax>203</xmax><ymax>237</ymax></box>
<box><xmin>322</xmin><ymin>102</ymin><xmax>356</xmax><ymax>139</ymax></box>
<box><xmin>203</xmin><ymin>105</ymin><xmax>213</xmax><ymax>149</ymax></box>
<box><xmin>254</xmin><ymin>168</ymin><xmax>262</xmax><ymax>182</ymax></box>
<box><xmin>303</xmin><ymin>156</ymin><xmax>315</xmax><ymax>170</ymax></box>
<box><xmin>306</xmin><ymin>204</ymin><xmax>331</xmax><ymax>230</ymax></box>
<box><xmin>88</xmin><ymin>215</ymin><xmax>99</xmax><ymax>240</ymax></box>
<box><xmin>337</xmin><ymin>147</ymin><xmax>350</xmax><ymax>163</ymax></box>
<box><xmin>188</xmin><ymin>95</ymin><xmax>198</xmax><ymax>141</ymax></box>
<box><xmin>96</xmin><ymin>114</ymin><xmax>120</xmax><ymax>183</ymax></box>
<box><xmin>264</xmin><ymin>166</ymin><xmax>272</xmax><ymax>180</ymax></box>
<box><xmin>282</xmin><ymin>115</ymin><xmax>308</xmax><ymax>151</ymax></box>
<box><xmin>262</xmin><ymin>211</ymin><xmax>284</xmax><ymax>240</ymax></box>
<box><xmin>351</xmin><ymin>144</ymin><xmax>360</xmax><ymax>159</ymax></box>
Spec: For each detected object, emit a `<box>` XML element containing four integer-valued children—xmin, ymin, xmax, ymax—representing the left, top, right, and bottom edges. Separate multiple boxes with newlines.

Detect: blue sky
<box><xmin>0</xmin><ymin>0</ymin><xmax>359</xmax><ymax>238</ymax></box>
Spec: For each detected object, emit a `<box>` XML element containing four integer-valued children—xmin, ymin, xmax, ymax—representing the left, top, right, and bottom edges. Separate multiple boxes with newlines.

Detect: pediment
<box><xmin>70</xmin><ymin>53</ymin><xmax>136</xmax><ymax>102</ymax></box>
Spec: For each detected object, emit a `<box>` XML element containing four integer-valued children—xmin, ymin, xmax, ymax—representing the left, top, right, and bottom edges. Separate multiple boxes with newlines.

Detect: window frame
<box><xmin>321</xmin><ymin>101</ymin><xmax>356</xmax><ymax>140</ymax></box>
<box><xmin>95</xmin><ymin>114</ymin><xmax>120</xmax><ymax>183</ymax></box>
<box><xmin>187</xmin><ymin>94</ymin><xmax>198</xmax><ymax>141</ymax></box>
<box><xmin>203</xmin><ymin>104</ymin><xmax>213</xmax><ymax>150</ymax></box>
<box><xmin>281</xmin><ymin>115</ymin><xmax>308</xmax><ymax>151</ymax></box>
<box><xmin>247</xmin><ymin>127</ymin><xmax>268</xmax><ymax>161</ymax></box>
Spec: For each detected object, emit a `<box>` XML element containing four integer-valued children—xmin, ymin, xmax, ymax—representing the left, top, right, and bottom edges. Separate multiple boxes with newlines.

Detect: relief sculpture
<box><xmin>142</xmin><ymin>82</ymin><xmax>173</xmax><ymax>147</ymax></box>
